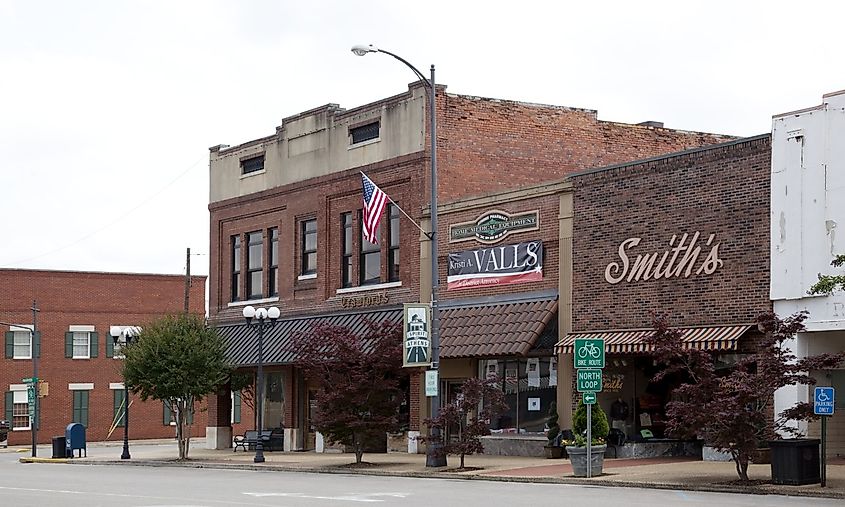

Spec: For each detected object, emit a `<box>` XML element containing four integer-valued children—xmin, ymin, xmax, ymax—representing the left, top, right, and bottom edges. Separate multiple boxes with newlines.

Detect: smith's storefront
<box><xmin>555</xmin><ymin>136</ymin><xmax>773</xmax><ymax>447</ymax></box>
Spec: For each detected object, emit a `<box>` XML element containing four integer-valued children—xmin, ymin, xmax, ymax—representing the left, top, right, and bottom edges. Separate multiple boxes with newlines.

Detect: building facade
<box><xmin>205</xmin><ymin>82</ymin><xmax>734</xmax><ymax>451</ymax></box>
<box><xmin>559</xmin><ymin>135</ymin><xmax>772</xmax><ymax>443</ymax></box>
<box><xmin>771</xmin><ymin>90</ymin><xmax>845</xmax><ymax>457</ymax></box>
<box><xmin>1</xmin><ymin>269</ymin><xmax>207</xmax><ymax>447</ymax></box>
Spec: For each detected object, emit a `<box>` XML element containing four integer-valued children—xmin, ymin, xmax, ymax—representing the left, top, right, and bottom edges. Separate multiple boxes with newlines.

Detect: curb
<box><xmin>53</xmin><ymin>458</ymin><xmax>845</xmax><ymax>500</ymax></box>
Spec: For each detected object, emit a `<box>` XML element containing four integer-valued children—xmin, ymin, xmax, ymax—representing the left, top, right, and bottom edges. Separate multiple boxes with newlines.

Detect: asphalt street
<box><xmin>0</xmin><ymin>451</ymin><xmax>841</xmax><ymax>507</ymax></box>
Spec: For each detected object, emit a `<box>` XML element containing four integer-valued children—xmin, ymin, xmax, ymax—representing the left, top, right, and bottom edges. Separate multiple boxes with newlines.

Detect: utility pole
<box><xmin>31</xmin><ymin>300</ymin><xmax>39</xmax><ymax>458</ymax></box>
<box><xmin>184</xmin><ymin>247</ymin><xmax>191</xmax><ymax>314</ymax></box>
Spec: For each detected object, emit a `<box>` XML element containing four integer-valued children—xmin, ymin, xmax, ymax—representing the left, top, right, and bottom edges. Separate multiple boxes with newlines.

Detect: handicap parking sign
<box><xmin>814</xmin><ymin>387</ymin><xmax>835</xmax><ymax>415</ymax></box>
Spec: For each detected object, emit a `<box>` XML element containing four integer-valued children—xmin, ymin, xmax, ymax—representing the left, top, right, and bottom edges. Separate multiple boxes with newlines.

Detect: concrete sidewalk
<box><xmin>7</xmin><ymin>438</ymin><xmax>845</xmax><ymax>499</ymax></box>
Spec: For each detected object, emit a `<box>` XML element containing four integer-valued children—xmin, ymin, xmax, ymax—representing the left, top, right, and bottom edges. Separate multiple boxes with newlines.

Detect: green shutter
<box><xmin>34</xmin><ymin>332</ymin><xmax>40</xmax><ymax>358</ymax></box>
<box><xmin>113</xmin><ymin>390</ymin><xmax>125</xmax><ymax>427</ymax></box>
<box><xmin>90</xmin><ymin>332</ymin><xmax>98</xmax><ymax>358</ymax></box>
<box><xmin>4</xmin><ymin>331</ymin><xmax>12</xmax><ymax>358</ymax></box>
<box><xmin>106</xmin><ymin>333</ymin><xmax>114</xmax><ymax>358</ymax></box>
<box><xmin>163</xmin><ymin>401</ymin><xmax>172</xmax><ymax>425</ymax></box>
<box><xmin>72</xmin><ymin>391</ymin><xmax>89</xmax><ymax>427</ymax></box>
<box><xmin>187</xmin><ymin>403</ymin><xmax>194</xmax><ymax>425</ymax></box>
<box><xmin>65</xmin><ymin>332</ymin><xmax>73</xmax><ymax>358</ymax></box>
<box><xmin>4</xmin><ymin>391</ymin><xmax>13</xmax><ymax>422</ymax></box>
<box><xmin>233</xmin><ymin>391</ymin><xmax>242</xmax><ymax>424</ymax></box>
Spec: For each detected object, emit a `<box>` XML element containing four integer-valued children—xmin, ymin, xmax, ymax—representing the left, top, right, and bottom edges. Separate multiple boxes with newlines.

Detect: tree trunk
<box><xmin>733</xmin><ymin>452</ymin><xmax>750</xmax><ymax>482</ymax></box>
<box><xmin>460</xmin><ymin>452</ymin><xmax>465</xmax><ymax>469</ymax></box>
<box><xmin>353</xmin><ymin>432</ymin><xmax>364</xmax><ymax>464</ymax></box>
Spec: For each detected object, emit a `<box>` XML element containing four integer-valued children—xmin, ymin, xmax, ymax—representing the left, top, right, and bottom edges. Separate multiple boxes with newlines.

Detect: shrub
<box><xmin>572</xmin><ymin>398</ymin><xmax>609</xmax><ymax>444</ymax></box>
<box><xmin>546</xmin><ymin>401</ymin><xmax>561</xmax><ymax>446</ymax></box>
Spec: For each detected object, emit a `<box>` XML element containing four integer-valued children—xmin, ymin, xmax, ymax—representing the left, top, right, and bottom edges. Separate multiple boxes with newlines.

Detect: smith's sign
<box><xmin>449</xmin><ymin>210</ymin><xmax>539</xmax><ymax>244</ymax></box>
<box><xmin>605</xmin><ymin>231</ymin><xmax>723</xmax><ymax>284</ymax></box>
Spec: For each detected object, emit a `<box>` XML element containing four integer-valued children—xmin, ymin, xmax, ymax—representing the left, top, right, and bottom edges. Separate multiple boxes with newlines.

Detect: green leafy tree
<box><xmin>572</xmin><ymin>398</ymin><xmax>609</xmax><ymax>445</ymax></box>
<box><xmin>809</xmin><ymin>254</ymin><xmax>845</xmax><ymax>295</ymax></box>
<box><xmin>122</xmin><ymin>313</ymin><xmax>231</xmax><ymax>459</ymax></box>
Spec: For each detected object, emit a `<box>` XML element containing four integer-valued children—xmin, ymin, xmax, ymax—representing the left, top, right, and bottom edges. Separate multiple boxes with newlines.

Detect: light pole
<box><xmin>1</xmin><ymin>303</ymin><xmax>38</xmax><ymax>457</ymax></box>
<box><xmin>242</xmin><ymin>305</ymin><xmax>280</xmax><ymax>463</ymax></box>
<box><xmin>110</xmin><ymin>326</ymin><xmax>138</xmax><ymax>460</ymax></box>
<box><xmin>351</xmin><ymin>44</ymin><xmax>445</xmax><ymax>467</ymax></box>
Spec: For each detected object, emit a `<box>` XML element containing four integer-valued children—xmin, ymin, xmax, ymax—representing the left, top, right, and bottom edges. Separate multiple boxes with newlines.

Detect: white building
<box><xmin>771</xmin><ymin>89</ymin><xmax>845</xmax><ymax>457</ymax></box>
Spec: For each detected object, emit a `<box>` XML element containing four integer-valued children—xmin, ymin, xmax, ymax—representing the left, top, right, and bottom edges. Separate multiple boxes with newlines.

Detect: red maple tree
<box><xmin>647</xmin><ymin>311</ymin><xmax>844</xmax><ymax>481</ymax></box>
<box><xmin>294</xmin><ymin>320</ymin><xmax>405</xmax><ymax>464</ymax></box>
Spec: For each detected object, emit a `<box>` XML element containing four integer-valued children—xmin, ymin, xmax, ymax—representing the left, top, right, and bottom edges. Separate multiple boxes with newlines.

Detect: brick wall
<box><xmin>571</xmin><ymin>136</ymin><xmax>772</xmax><ymax>331</ymax></box>
<box><xmin>0</xmin><ymin>269</ymin><xmax>207</xmax><ymax>445</ymax></box>
<box><xmin>438</xmin><ymin>93</ymin><xmax>737</xmax><ymax>201</ymax></box>
<box><xmin>209</xmin><ymin>155</ymin><xmax>427</xmax><ymax>322</ymax></box>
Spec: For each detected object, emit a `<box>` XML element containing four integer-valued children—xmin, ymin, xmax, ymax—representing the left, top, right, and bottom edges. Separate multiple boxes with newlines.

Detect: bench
<box><xmin>233</xmin><ymin>428</ymin><xmax>284</xmax><ymax>452</ymax></box>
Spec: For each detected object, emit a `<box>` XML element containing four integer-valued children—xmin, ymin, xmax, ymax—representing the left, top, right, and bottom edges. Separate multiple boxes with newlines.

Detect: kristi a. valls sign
<box><xmin>447</xmin><ymin>240</ymin><xmax>543</xmax><ymax>290</ymax></box>
<box><xmin>403</xmin><ymin>303</ymin><xmax>432</xmax><ymax>367</ymax></box>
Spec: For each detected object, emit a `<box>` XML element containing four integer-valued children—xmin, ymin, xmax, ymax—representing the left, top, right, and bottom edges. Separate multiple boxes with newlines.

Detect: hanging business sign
<box><xmin>403</xmin><ymin>303</ymin><xmax>432</xmax><ymax>367</ymax></box>
<box><xmin>449</xmin><ymin>209</ymin><xmax>539</xmax><ymax>244</ymax></box>
<box><xmin>447</xmin><ymin>240</ymin><xmax>543</xmax><ymax>290</ymax></box>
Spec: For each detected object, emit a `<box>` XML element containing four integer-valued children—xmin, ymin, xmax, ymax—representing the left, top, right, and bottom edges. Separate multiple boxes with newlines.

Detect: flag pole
<box><xmin>360</xmin><ymin>171</ymin><xmax>432</xmax><ymax>239</ymax></box>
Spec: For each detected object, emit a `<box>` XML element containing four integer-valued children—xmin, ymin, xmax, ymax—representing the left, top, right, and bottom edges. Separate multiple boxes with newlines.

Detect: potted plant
<box><xmin>543</xmin><ymin>402</ymin><xmax>565</xmax><ymax>459</ymax></box>
<box><xmin>565</xmin><ymin>399</ymin><xmax>609</xmax><ymax>477</ymax></box>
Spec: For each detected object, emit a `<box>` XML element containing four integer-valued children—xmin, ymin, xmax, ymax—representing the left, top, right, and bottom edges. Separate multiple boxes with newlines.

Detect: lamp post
<box><xmin>110</xmin><ymin>326</ymin><xmax>138</xmax><ymax>460</ymax></box>
<box><xmin>351</xmin><ymin>44</ymin><xmax>445</xmax><ymax>467</ymax></box>
<box><xmin>242</xmin><ymin>305</ymin><xmax>280</xmax><ymax>463</ymax></box>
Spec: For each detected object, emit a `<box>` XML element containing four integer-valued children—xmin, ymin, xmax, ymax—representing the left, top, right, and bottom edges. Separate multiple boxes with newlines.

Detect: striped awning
<box><xmin>554</xmin><ymin>324</ymin><xmax>752</xmax><ymax>355</ymax></box>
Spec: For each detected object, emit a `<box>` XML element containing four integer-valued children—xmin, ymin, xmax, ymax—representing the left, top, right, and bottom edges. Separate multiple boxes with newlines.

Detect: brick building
<box><xmin>1</xmin><ymin>269</ymin><xmax>206</xmax><ymax>447</ymax></box>
<box><xmin>204</xmin><ymin>82</ymin><xmax>734</xmax><ymax>451</ymax></box>
<box><xmin>556</xmin><ymin>135</ymin><xmax>772</xmax><ymax>444</ymax></box>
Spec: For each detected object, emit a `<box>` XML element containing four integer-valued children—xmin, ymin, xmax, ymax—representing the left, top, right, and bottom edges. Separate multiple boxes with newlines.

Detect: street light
<box><xmin>110</xmin><ymin>326</ymin><xmax>139</xmax><ymax>460</ymax></box>
<box><xmin>242</xmin><ymin>305</ymin><xmax>280</xmax><ymax>463</ymax></box>
<box><xmin>1</xmin><ymin>300</ymin><xmax>39</xmax><ymax>457</ymax></box>
<box><xmin>351</xmin><ymin>44</ymin><xmax>445</xmax><ymax>467</ymax></box>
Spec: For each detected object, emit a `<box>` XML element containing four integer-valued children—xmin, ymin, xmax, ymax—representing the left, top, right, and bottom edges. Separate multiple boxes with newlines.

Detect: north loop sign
<box><xmin>577</xmin><ymin>369</ymin><xmax>603</xmax><ymax>393</ymax></box>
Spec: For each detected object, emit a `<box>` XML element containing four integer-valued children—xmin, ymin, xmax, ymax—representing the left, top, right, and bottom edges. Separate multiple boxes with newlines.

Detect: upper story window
<box><xmin>341</xmin><ymin>213</ymin><xmax>353</xmax><ymax>288</ymax></box>
<box><xmin>359</xmin><ymin>210</ymin><xmax>381</xmax><ymax>285</ymax></box>
<box><xmin>231</xmin><ymin>235</ymin><xmax>241</xmax><ymax>302</ymax></box>
<box><xmin>350</xmin><ymin>121</ymin><xmax>380</xmax><ymax>145</ymax></box>
<box><xmin>301</xmin><ymin>219</ymin><xmax>317</xmax><ymax>276</ymax></box>
<box><xmin>269</xmin><ymin>227</ymin><xmax>279</xmax><ymax>296</ymax></box>
<box><xmin>66</xmin><ymin>327</ymin><xmax>98</xmax><ymax>359</ymax></box>
<box><xmin>6</xmin><ymin>329</ymin><xmax>32</xmax><ymax>359</ymax></box>
<box><xmin>246</xmin><ymin>231</ymin><xmax>263</xmax><ymax>299</ymax></box>
<box><xmin>389</xmin><ymin>203</ymin><xmax>400</xmax><ymax>282</ymax></box>
<box><xmin>240</xmin><ymin>154</ymin><xmax>265</xmax><ymax>175</ymax></box>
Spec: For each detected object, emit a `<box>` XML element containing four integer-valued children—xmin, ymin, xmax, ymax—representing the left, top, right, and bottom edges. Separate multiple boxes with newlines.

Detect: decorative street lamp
<box><xmin>110</xmin><ymin>326</ymin><xmax>139</xmax><ymax>460</ymax></box>
<box><xmin>351</xmin><ymin>44</ymin><xmax>446</xmax><ymax>467</ymax></box>
<box><xmin>242</xmin><ymin>305</ymin><xmax>280</xmax><ymax>463</ymax></box>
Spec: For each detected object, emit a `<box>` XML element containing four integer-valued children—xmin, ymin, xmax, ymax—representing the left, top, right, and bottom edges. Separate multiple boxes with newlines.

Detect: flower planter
<box><xmin>566</xmin><ymin>444</ymin><xmax>606</xmax><ymax>477</ymax></box>
<box><xmin>544</xmin><ymin>445</ymin><xmax>565</xmax><ymax>459</ymax></box>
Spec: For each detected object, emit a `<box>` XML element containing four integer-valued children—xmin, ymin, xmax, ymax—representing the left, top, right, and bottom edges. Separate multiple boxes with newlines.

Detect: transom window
<box><xmin>301</xmin><ymin>219</ymin><xmax>317</xmax><ymax>276</ymax></box>
<box><xmin>350</xmin><ymin>121</ymin><xmax>380</xmax><ymax>144</ymax></box>
<box><xmin>240</xmin><ymin>155</ymin><xmax>265</xmax><ymax>175</ymax></box>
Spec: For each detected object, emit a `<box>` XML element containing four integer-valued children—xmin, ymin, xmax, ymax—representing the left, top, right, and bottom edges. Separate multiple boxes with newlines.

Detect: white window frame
<box><xmin>69</xmin><ymin>325</ymin><xmax>94</xmax><ymax>359</ymax></box>
<box><xmin>11</xmin><ymin>325</ymin><xmax>32</xmax><ymax>359</ymax></box>
<box><xmin>9</xmin><ymin>384</ymin><xmax>30</xmax><ymax>430</ymax></box>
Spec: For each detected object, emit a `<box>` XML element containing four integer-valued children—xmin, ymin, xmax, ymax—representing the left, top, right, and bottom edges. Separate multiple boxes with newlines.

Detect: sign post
<box><xmin>574</xmin><ymin>339</ymin><xmax>605</xmax><ymax>478</ymax></box>
<box><xmin>814</xmin><ymin>387</ymin><xmax>835</xmax><ymax>487</ymax></box>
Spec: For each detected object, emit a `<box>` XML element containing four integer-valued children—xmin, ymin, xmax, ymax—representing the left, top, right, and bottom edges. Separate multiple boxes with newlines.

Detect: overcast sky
<box><xmin>1</xmin><ymin>0</ymin><xmax>843</xmax><ymax>278</ymax></box>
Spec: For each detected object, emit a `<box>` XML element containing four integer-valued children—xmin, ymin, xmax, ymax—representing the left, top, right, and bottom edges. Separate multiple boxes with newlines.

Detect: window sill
<box><xmin>72</xmin><ymin>357</ymin><xmax>91</xmax><ymax>360</ymax></box>
<box><xmin>348</xmin><ymin>138</ymin><xmax>380</xmax><ymax>150</ymax></box>
<box><xmin>13</xmin><ymin>427</ymin><xmax>31</xmax><ymax>432</ymax></box>
<box><xmin>228</xmin><ymin>296</ymin><xmax>280</xmax><ymax>308</ymax></box>
<box><xmin>239</xmin><ymin>169</ymin><xmax>266</xmax><ymax>179</ymax></box>
<box><xmin>297</xmin><ymin>273</ymin><xmax>317</xmax><ymax>281</ymax></box>
<box><xmin>12</xmin><ymin>357</ymin><xmax>32</xmax><ymax>360</ymax></box>
<box><xmin>336</xmin><ymin>281</ymin><xmax>402</xmax><ymax>295</ymax></box>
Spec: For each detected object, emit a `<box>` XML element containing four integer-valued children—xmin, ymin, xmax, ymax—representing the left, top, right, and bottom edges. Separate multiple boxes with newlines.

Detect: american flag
<box><xmin>361</xmin><ymin>172</ymin><xmax>389</xmax><ymax>244</ymax></box>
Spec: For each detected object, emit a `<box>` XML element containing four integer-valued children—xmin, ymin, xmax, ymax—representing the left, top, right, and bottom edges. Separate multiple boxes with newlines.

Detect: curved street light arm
<box><xmin>376</xmin><ymin>49</ymin><xmax>432</xmax><ymax>89</ymax></box>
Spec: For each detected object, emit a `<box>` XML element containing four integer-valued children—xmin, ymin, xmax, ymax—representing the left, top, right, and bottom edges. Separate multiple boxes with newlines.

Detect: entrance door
<box><xmin>263</xmin><ymin>372</ymin><xmax>285</xmax><ymax>430</ymax></box>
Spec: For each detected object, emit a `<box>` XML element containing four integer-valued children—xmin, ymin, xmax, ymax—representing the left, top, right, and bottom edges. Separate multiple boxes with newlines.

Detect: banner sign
<box><xmin>449</xmin><ymin>209</ymin><xmax>539</xmax><ymax>244</ymax></box>
<box><xmin>403</xmin><ymin>303</ymin><xmax>432</xmax><ymax>367</ymax></box>
<box><xmin>447</xmin><ymin>240</ymin><xmax>543</xmax><ymax>290</ymax></box>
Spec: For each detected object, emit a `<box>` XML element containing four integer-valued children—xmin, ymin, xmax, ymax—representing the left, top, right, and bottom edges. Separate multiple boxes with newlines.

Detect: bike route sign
<box><xmin>814</xmin><ymin>386</ymin><xmax>835</xmax><ymax>415</ymax></box>
<box><xmin>574</xmin><ymin>339</ymin><xmax>605</xmax><ymax>369</ymax></box>
<box><xmin>577</xmin><ymin>369</ymin><xmax>602</xmax><ymax>393</ymax></box>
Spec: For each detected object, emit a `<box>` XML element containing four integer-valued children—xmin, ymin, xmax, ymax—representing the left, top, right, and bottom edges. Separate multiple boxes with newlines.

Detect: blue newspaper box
<box><xmin>65</xmin><ymin>422</ymin><xmax>87</xmax><ymax>458</ymax></box>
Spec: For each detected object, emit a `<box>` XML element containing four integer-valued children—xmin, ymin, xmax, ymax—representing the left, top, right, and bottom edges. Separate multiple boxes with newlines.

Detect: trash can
<box><xmin>769</xmin><ymin>438</ymin><xmax>820</xmax><ymax>485</ymax></box>
<box><xmin>51</xmin><ymin>436</ymin><xmax>67</xmax><ymax>459</ymax></box>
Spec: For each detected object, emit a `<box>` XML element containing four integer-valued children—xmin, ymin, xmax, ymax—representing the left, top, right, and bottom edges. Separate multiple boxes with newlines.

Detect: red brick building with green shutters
<box><xmin>1</xmin><ymin>268</ymin><xmax>206</xmax><ymax>446</ymax></box>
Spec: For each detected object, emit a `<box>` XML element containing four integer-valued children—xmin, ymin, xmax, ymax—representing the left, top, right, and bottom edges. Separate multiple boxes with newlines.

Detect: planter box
<box><xmin>566</xmin><ymin>444</ymin><xmax>607</xmax><ymax>477</ymax></box>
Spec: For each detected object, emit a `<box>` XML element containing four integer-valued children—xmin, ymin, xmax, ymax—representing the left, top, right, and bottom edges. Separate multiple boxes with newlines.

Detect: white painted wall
<box><xmin>771</xmin><ymin>90</ymin><xmax>845</xmax><ymax>437</ymax></box>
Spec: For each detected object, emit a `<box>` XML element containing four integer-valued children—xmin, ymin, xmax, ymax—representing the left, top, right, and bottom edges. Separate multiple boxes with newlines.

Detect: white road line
<box><xmin>243</xmin><ymin>492</ymin><xmax>409</xmax><ymax>502</ymax></box>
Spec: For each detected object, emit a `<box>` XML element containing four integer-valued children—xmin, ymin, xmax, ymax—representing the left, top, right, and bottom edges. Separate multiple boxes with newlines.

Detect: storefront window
<box><xmin>480</xmin><ymin>357</ymin><xmax>556</xmax><ymax>434</ymax></box>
